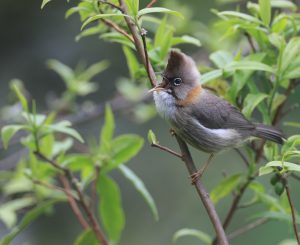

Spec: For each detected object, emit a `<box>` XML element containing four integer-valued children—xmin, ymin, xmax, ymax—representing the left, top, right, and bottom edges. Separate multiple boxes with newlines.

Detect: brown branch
<box><xmin>227</xmin><ymin>218</ymin><xmax>269</xmax><ymax>241</ymax></box>
<box><xmin>175</xmin><ymin>135</ymin><xmax>229</xmax><ymax>245</ymax></box>
<box><xmin>151</xmin><ymin>143</ymin><xmax>182</xmax><ymax>158</ymax></box>
<box><xmin>101</xmin><ymin>18</ymin><xmax>134</xmax><ymax>42</ymax></box>
<box><xmin>244</xmin><ymin>32</ymin><xmax>256</xmax><ymax>53</ymax></box>
<box><xmin>34</xmin><ymin>151</ymin><xmax>108</xmax><ymax>245</ymax></box>
<box><xmin>234</xmin><ymin>148</ymin><xmax>249</xmax><ymax>167</ymax></box>
<box><xmin>146</xmin><ymin>0</ymin><xmax>157</xmax><ymax>8</ymax></box>
<box><xmin>58</xmin><ymin>175</ymin><xmax>90</xmax><ymax>229</ymax></box>
<box><xmin>118</xmin><ymin>0</ymin><xmax>157</xmax><ymax>88</ymax></box>
<box><xmin>91</xmin><ymin>164</ymin><xmax>101</xmax><ymax>210</ymax></box>
<box><xmin>285</xmin><ymin>183</ymin><xmax>300</xmax><ymax>244</ymax></box>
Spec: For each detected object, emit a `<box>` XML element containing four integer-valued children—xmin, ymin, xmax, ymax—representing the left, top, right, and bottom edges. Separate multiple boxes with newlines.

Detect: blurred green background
<box><xmin>0</xmin><ymin>0</ymin><xmax>300</xmax><ymax>244</ymax></box>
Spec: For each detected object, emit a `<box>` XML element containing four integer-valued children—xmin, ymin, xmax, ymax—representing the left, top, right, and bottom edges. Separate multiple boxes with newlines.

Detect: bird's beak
<box><xmin>148</xmin><ymin>83</ymin><xmax>165</xmax><ymax>93</ymax></box>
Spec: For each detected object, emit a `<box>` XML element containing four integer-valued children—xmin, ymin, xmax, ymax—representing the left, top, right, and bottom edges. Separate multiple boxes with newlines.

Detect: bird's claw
<box><xmin>190</xmin><ymin>170</ymin><xmax>203</xmax><ymax>185</ymax></box>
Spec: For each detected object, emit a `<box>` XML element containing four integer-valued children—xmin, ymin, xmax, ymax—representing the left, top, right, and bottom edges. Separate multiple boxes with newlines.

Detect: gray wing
<box><xmin>190</xmin><ymin>90</ymin><xmax>255</xmax><ymax>130</ymax></box>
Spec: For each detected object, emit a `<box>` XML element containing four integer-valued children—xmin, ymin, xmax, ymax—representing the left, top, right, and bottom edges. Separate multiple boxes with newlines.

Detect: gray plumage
<box><xmin>153</xmin><ymin>50</ymin><xmax>284</xmax><ymax>153</ymax></box>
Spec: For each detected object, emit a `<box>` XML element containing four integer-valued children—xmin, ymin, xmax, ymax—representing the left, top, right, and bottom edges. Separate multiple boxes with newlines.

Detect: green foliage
<box><xmin>2</xmin><ymin>0</ymin><xmax>300</xmax><ymax>244</ymax></box>
<box><xmin>172</xmin><ymin>228</ymin><xmax>211</xmax><ymax>244</ymax></box>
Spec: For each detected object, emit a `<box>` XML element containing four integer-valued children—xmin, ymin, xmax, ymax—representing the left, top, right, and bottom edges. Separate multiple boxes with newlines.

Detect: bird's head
<box><xmin>150</xmin><ymin>50</ymin><xmax>202</xmax><ymax>103</ymax></box>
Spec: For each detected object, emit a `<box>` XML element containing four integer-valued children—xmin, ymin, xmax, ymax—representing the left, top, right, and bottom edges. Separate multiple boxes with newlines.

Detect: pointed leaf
<box><xmin>147</xmin><ymin>130</ymin><xmax>158</xmax><ymax>144</ymax></box>
<box><xmin>201</xmin><ymin>70</ymin><xmax>223</xmax><ymax>84</ymax></box>
<box><xmin>10</xmin><ymin>80</ymin><xmax>28</xmax><ymax>112</ymax></box>
<box><xmin>259</xmin><ymin>0</ymin><xmax>271</xmax><ymax>26</ymax></box>
<box><xmin>225</xmin><ymin>61</ymin><xmax>274</xmax><ymax>73</ymax></box>
<box><xmin>210</xmin><ymin>174</ymin><xmax>242</xmax><ymax>204</ymax></box>
<box><xmin>100</xmin><ymin>104</ymin><xmax>115</xmax><ymax>152</ymax></box>
<box><xmin>1</xmin><ymin>125</ymin><xmax>25</xmax><ymax>149</ymax></box>
<box><xmin>138</xmin><ymin>7</ymin><xmax>184</xmax><ymax>19</ymax></box>
<box><xmin>97</xmin><ymin>175</ymin><xmax>125</xmax><ymax>242</ymax></box>
<box><xmin>122</xmin><ymin>46</ymin><xmax>139</xmax><ymax>79</ymax></box>
<box><xmin>81</xmin><ymin>14</ymin><xmax>130</xmax><ymax>30</ymax></box>
<box><xmin>172</xmin><ymin>35</ymin><xmax>201</xmax><ymax>47</ymax></box>
<box><xmin>103</xmin><ymin>134</ymin><xmax>144</xmax><ymax>172</ymax></box>
<box><xmin>119</xmin><ymin>165</ymin><xmax>158</xmax><ymax>221</ymax></box>
<box><xmin>173</xmin><ymin>228</ymin><xmax>212</xmax><ymax>244</ymax></box>
<box><xmin>74</xmin><ymin>229</ymin><xmax>98</xmax><ymax>245</ymax></box>
<box><xmin>242</xmin><ymin>93</ymin><xmax>268</xmax><ymax>118</ymax></box>
<box><xmin>41</xmin><ymin>0</ymin><xmax>52</xmax><ymax>9</ymax></box>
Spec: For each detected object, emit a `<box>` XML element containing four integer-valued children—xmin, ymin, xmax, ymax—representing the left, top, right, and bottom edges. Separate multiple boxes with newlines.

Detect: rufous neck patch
<box><xmin>176</xmin><ymin>84</ymin><xmax>202</xmax><ymax>107</ymax></box>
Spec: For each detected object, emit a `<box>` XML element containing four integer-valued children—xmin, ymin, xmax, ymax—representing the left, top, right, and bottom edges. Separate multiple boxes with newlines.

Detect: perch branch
<box><xmin>285</xmin><ymin>183</ymin><xmax>300</xmax><ymax>244</ymax></box>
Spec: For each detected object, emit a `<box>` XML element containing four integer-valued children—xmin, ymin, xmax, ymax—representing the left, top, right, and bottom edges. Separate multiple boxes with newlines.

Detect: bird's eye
<box><xmin>172</xmin><ymin>77</ymin><xmax>182</xmax><ymax>86</ymax></box>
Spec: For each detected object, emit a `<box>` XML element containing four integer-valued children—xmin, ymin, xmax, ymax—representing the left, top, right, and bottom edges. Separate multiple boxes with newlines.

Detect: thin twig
<box><xmin>227</xmin><ymin>218</ymin><xmax>269</xmax><ymax>240</ymax></box>
<box><xmin>151</xmin><ymin>143</ymin><xmax>182</xmax><ymax>158</ymax></box>
<box><xmin>244</xmin><ymin>32</ymin><xmax>256</xmax><ymax>53</ymax></box>
<box><xmin>99</xmin><ymin>0</ymin><xmax>123</xmax><ymax>12</ymax></box>
<box><xmin>146</xmin><ymin>0</ymin><xmax>157</xmax><ymax>8</ymax></box>
<box><xmin>285</xmin><ymin>183</ymin><xmax>300</xmax><ymax>244</ymax></box>
<box><xmin>118</xmin><ymin>0</ymin><xmax>157</xmax><ymax>87</ymax></box>
<box><xmin>101</xmin><ymin>18</ymin><xmax>134</xmax><ymax>42</ymax></box>
<box><xmin>34</xmin><ymin>151</ymin><xmax>108</xmax><ymax>245</ymax></box>
<box><xmin>140</xmin><ymin>28</ymin><xmax>152</xmax><ymax>86</ymax></box>
<box><xmin>58</xmin><ymin>175</ymin><xmax>90</xmax><ymax>229</ymax></box>
<box><xmin>234</xmin><ymin>148</ymin><xmax>249</xmax><ymax>167</ymax></box>
<box><xmin>118</xmin><ymin>0</ymin><xmax>228</xmax><ymax>243</ymax></box>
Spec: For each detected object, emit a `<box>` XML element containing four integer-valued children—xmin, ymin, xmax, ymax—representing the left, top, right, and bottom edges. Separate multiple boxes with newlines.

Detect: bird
<box><xmin>150</xmin><ymin>50</ymin><xmax>284</xmax><ymax>183</ymax></box>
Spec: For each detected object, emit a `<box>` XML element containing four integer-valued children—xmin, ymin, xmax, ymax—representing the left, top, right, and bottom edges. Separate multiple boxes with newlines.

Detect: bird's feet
<box><xmin>190</xmin><ymin>169</ymin><xmax>204</xmax><ymax>185</ymax></box>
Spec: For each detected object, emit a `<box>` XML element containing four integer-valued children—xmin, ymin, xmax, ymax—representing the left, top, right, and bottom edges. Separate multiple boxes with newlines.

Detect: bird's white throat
<box><xmin>153</xmin><ymin>91</ymin><xmax>176</xmax><ymax>120</ymax></box>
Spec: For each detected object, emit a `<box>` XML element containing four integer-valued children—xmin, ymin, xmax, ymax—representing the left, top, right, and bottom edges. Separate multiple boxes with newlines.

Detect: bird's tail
<box><xmin>253</xmin><ymin>123</ymin><xmax>284</xmax><ymax>144</ymax></box>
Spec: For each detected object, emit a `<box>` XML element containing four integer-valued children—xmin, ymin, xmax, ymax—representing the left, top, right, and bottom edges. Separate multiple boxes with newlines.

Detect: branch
<box><xmin>118</xmin><ymin>1</ymin><xmax>228</xmax><ymax>244</ymax></box>
<box><xmin>118</xmin><ymin>0</ymin><xmax>157</xmax><ymax>87</ymax></box>
<box><xmin>101</xmin><ymin>18</ymin><xmax>134</xmax><ymax>42</ymax></box>
<box><xmin>146</xmin><ymin>0</ymin><xmax>157</xmax><ymax>8</ymax></box>
<box><xmin>151</xmin><ymin>143</ymin><xmax>182</xmax><ymax>158</ymax></box>
<box><xmin>99</xmin><ymin>0</ymin><xmax>123</xmax><ymax>12</ymax></box>
<box><xmin>285</xmin><ymin>183</ymin><xmax>300</xmax><ymax>244</ymax></box>
<box><xmin>58</xmin><ymin>175</ymin><xmax>90</xmax><ymax>229</ymax></box>
<box><xmin>227</xmin><ymin>218</ymin><xmax>268</xmax><ymax>241</ymax></box>
<box><xmin>175</xmin><ymin>136</ymin><xmax>229</xmax><ymax>245</ymax></box>
<box><xmin>234</xmin><ymin>148</ymin><xmax>249</xmax><ymax>167</ymax></box>
<box><xmin>34</xmin><ymin>151</ymin><xmax>108</xmax><ymax>245</ymax></box>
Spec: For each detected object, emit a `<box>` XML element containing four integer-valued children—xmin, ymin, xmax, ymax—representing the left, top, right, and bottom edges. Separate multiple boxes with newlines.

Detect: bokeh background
<box><xmin>0</xmin><ymin>0</ymin><xmax>300</xmax><ymax>244</ymax></box>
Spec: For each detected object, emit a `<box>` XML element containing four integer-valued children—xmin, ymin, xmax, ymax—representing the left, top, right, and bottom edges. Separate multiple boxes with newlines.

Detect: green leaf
<box><xmin>259</xmin><ymin>0</ymin><xmax>271</xmax><ymax>26</ymax></box>
<box><xmin>41</xmin><ymin>0</ymin><xmax>52</xmax><ymax>9</ymax></box>
<box><xmin>81</xmin><ymin>13</ymin><xmax>130</xmax><ymax>30</ymax></box>
<box><xmin>74</xmin><ymin>229</ymin><xmax>98</xmax><ymax>245</ymax></box>
<box><xmin>100</xmin><ymin>104</ymin><xmax>115</xmax><ymax>152</ymax></box>
<box><xmin>147</xmin><ymin>129</ymin><xmax>158</xmax><ymax>144</ymax></box>
<box><xmin>138</xmin><ymin>7</ymin><xmax>184</xmax><ymax>19</ymax></box>
<box><xmin>125</xmin><ymin>0</ymin><xmax>139</xmax><ymax>16</ymax></box>
<box><xmin>78</xmin><ymin>61</ymin><xmax>109</xmax><ymax>81</ymax></box>
<box><xmin>259</xmin><ymin>161</ymin><xmax>300</xmax><ymax>176</ymax></box>
<box><xmin>281</xmin><ymin>37</ymin><xmax>300</xmax><ymax>72</ymax></box>
<box><xmin>225</xmin><ymin>61</ymin><xmax>274</xmax><ymax>73</ymax></box>
<box><xmin>104</xmin><ymin>134</ymin><xmax>144</xmax><ymax>172</ymax></box>
<box><xmin>10</xmin><ymin>79</ymin><xmax>28</xmax><ymax>112</ymax></box>
<box><xmin>0</xmin><ymin>199</ymin><xmax>64</xmax><ymax>245</ymax></box>
<box><xmin>1</xmin><ymin>125</ymin><xmax>25</xmax><ymax>149</ymax></box>
<box><xmin>97</xmin><ymin>175</ymin><xmax>125</xmax><ymax>242</ymax></box>
<box><xmin>173</xmin><ymin>228</ymin><xmax>212</xmax><ymax>244</ymax></box>
<box><xmin>118</xmin><ymin>165</ymin><xmax>158</xmax><ymax>221</ymax></box>
<box><xmin>210</xmin><ymin>50</ymin><xmax>233</xmax><ymax>69</ymax></box>
<box><xmin>122</xmin><ymin>46</ymin><xmax>139</xmax><ymax>79</ymax></box>
<box><xmin>201</xmin><ymin>70</ymin><xmax>223</xmax><ymax>84</ymax></box>
<box><xmin>46</xmin><ymin>121</ymin><xmax>84</xmax><ymax>143</ymax></box>
<box><xmin>210</xmin><ymin>174</ymin><xmax>242</xmax><ymax>204</ymax></box>
<box><xmin>217</xmin><ymin>11</ymin><xmax>263</xmax><ymax>24</ymax></box>
<box><xmin>47</xmin><ymin>59</ymin><xmax>74</xmax><ymax>84</ymax></box>
<box><xmin>242</xmin><ymin>93</ymin><xmax>268</xmax><ymax>118</ymax></box>
<box><xmin>285</xmin><ymin>122</ymin><xmax>300</xmax><ymax>128</ymax></box>
<box><xmin>271</xmin><ymin>0</ymin><xmax>297</xmax><ymax>10</ymax></box>
<box><xmin>154</xmin><ymin>17</ymin><xmax>173</xmax><ymax>59</ymax></box>
<box><xmin>171</xmin><ymin>35</ymin><xmax>201</xmax><ymax>47</ymax></box>
<box><xmin>0</xmin><ymin>197</ymin><xmax>35</xmax><ymax>229</ymax></box>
